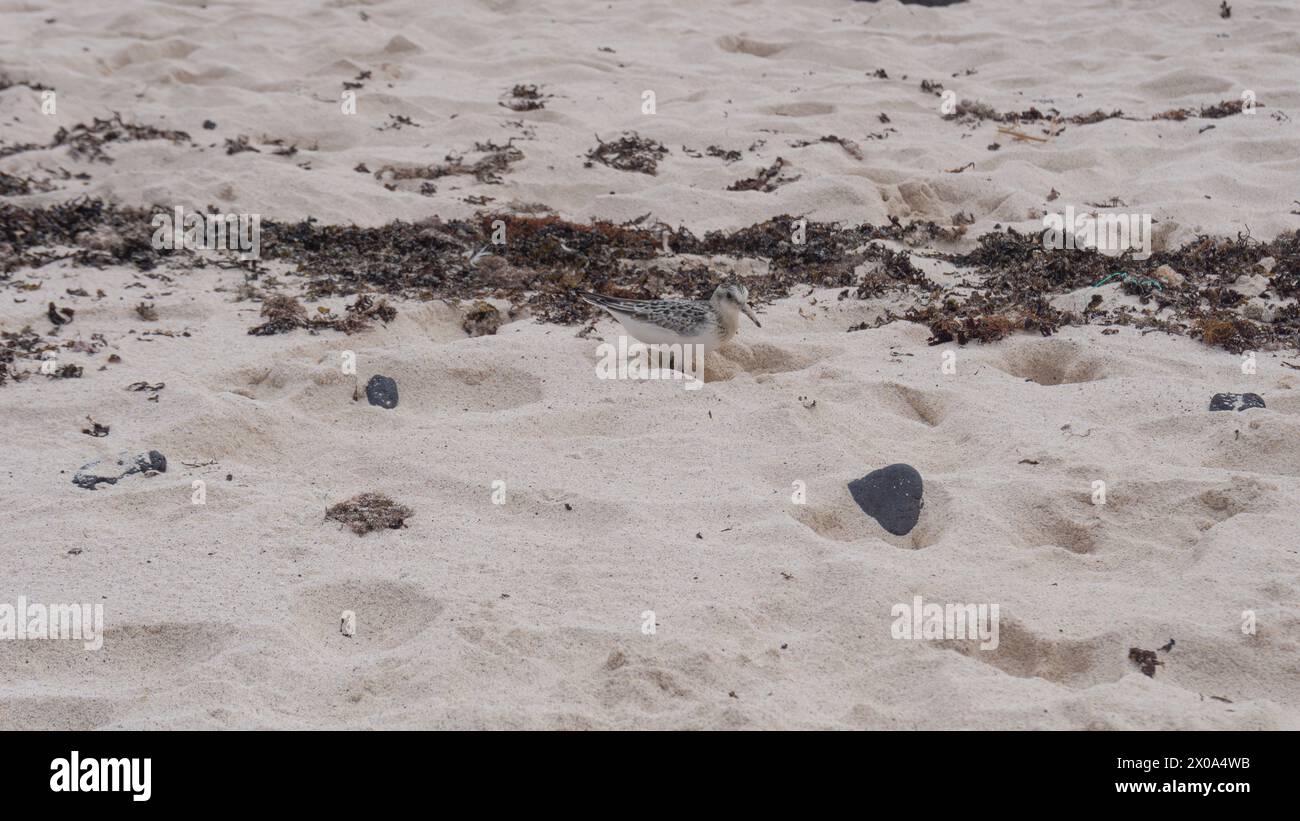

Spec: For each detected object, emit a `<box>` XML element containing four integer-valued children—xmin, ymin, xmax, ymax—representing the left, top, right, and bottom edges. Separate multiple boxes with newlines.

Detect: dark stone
<box><xmin>73</xmin><ymin>450</ymin><xmax>167</xmax><ymax>490</ymax></box>
<box><xmin>848</xmin><ymin>463</ymin><xmax>924</xmax><ymax>536</ymax></box>
<box><xmin>1209</xmin><ymin>393</ymin><xmax>1265</xmax><ymax>412</ymax></box>
<box><xmin>365</xmin><ymin>374</ymin><xmax>398</xmax><ymax>409</ymax></box>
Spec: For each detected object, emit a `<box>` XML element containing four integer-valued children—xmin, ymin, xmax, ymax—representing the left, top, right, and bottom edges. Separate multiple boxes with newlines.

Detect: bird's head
<box><xmin>710</xmin><ymin>283</ymin><xmax>761</xmax><ymax>327</ymax></box>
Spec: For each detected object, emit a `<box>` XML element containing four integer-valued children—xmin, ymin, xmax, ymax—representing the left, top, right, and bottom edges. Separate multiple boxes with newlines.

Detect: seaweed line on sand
<box><xmin>2</xmin><ymin>199</ymin><xmax>1298</xmax><ymax>363</ymax></box>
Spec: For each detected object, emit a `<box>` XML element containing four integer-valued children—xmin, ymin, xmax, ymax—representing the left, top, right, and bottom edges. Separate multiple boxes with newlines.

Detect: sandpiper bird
<box><xmin>578</xmin><ymin>284</ymin><xmax>761</xmax><ymax>347</ymax></box>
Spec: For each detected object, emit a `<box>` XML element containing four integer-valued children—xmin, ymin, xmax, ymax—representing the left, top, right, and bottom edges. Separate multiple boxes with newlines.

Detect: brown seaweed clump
<box><xmin>1193</xmin><ymin>313</ymin><xmax>1261</xmax><ymax>354</ymax></box>
<box><xmin>53</xmin><ymin>114</ymin><xmax>190</xmax><ymax>163</ymax></box>
<box><xmin>248</xmin><ymin>293</ymin><xmax>309</xmax><ymax>335</ymax></box>
<box><xmin>248</xmin><ymin>293</ymin><xmax>396</xmax><ymax>336</ymax></box>
<box><xmin>500</xmin><ymin>84</ymin><xmax>548</xmax><ymax>112</ymax></box>
<box><xmin>325</xmin><ymin>492</ymin><xmax>413</xmax><ymax>535</ymax></box>
<box><xmin>789</xmin><ymin>135</ymin><xmax>863</xmax><ymax>160</ymax></box>
<box><xmin>914</xmin><ymin>310</ymin><xmax>1023</xmax><ymax>345</ymax></box>
<box><xmin>0</xmin><ymin>113</ymin><xmax>189</xmax><ymax>164</ymax></box>
<box><xmin>1</xmin><ymin>325</ymin><xmax>49</xmax><ymax>384</ymax></box>
<box><xmin>941</xmin><ymin>95</ymin><xmax>1257</xmax><ymax>132</ymax></box>
<box><xmin>462</xmin><ymin>300</ymin><xmax>503</xmax><ymax>337</ymax></box>
<box><xmin>337</xmin><ymin>293</ymin><xmax>397</xmax><ymax>331</ymax></box>
<box><xmin>1155</xmin><ymin>99</ymin><xmax>1251</xmax><ymax>120</ymax></box>
<box><xmin>706</xmin><ymin>145</ymin><xmax>742</xmax><ymax>162</ymax></box>
<box><xmin>375</xmin><ymin>140</ymin><xmax>523</xmax><ymax>188</ymax></box>
<box><xmin>0</xmin><ymin>199</ymin><xmax>167</xmax><ymax>273</ymax></box>
<box><xmin>0</xmin><ymin>170</ymin><xmax>57</xmax><ymax>196</ymax></box>
<box><xmin>586</xmin><ymin>132</ymin><xmax>669</xmax><ymax>175</ymax></box>
<box><xmin>1128</xmin><ymin>647</ymin><xmax>1162</xmax><ymax>678</ymax></box>
<box><xmin>728</xmin><ymin>158</ymin><xmax>800</xmax><ymax>192</ymax></box>
<box><xmin>48</xmin><ymin>362</ymin><xmax>83</xmax><ymax>379</ymax></box>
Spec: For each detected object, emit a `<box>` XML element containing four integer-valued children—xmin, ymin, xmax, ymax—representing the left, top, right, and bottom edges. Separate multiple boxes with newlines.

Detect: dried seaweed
<box><xmin>49</xmin><ymin>362</ymin><xmax>82</xmax><ymax>378</ymax></box>
<box><xmin>4</xmin><ymin>198</ymin><xmax>1298</xmax><ymax>356</ymax></box>
<box><xmin>376</xmin><ymin>115</ymin><xmax>418</xmax><ymax>132</ymax></box>
<box><xmin>48</xmin><ymin>302</ymin><xmax>74</xmax><ymax>325</ymax></box>
<box><xmin>0</xmin><ymin>198</ymin><xmax>168</xmax><ymax>273</ymax></box>
<box><xmin>247</xmin><ymin>292</ymin><xmax>396</xmax><ymax>336</ymax></box>
<box><xmin>789</xmin><ymin>135</ymin><xmax>863</xmax><ymax>160</ymax></box>
<box><xmin>500</xmin><ymin>84</ymin><xmax>548</xmax><ymax>112</ymax></box>
<box><xmin>248</xmin><ymin>293</ymin><xmax>308</xmax><ymax>336</ymax></box>
<box><xmin>462</xmin><ymin>300</ymin><xmax>503</xmax><ymax>336</ymax></box>
<box><xmin>376</xmin><ymin>140</ymin><xmax>523</xmax><ymax>187</ymax></box>
<box><xmin>728</xmin><ymin>158</ymin><xmax>799</xmax><ymax>192</ymax></box>
<box><xmin>325</xmin><ymin>492</ymin><xmax>412</xmax><ymax>535</ymax></box>
<box><xmin>0</xmin><ymin>170</ymin><xmax>57</xmax><ymax>196</ymax></box>
<box><xmin>0</xmin><ymin>114</ymin><xmax>189</xmax><ymax>164</ymax></box>
<box><xmin>1</xmin><ymin>325</ymin><xmax>45</xmax><ymax>384</ymax></box>
<box><xmin>586</xmin><ymin>132</ymin><xmax>668</xmax><ymax>175</ymax></box>
<box><xmin>82</xmin><ymin>416</ymin><xmax>110</xmax><ymax>437</ymax></box>
<box><xmin>224</xmin><ymin>135</ymin><xmax>260</xmax><ymax>155</ymax></box>
<box><xmin>53</xmin><ymin>115</ymin><xmax>189</xmax><ymax>163</ymax></box>
<box><xmin>341</xmin><ymin>293</ymin><xmax>397</xmax><ymax>326</ymax></box>
<box><xmin>1129</xmin><ymin>647</ymin><xmax>1162</xmax><ymax>677</ymax></box>
<box><xmin>944</xmin><ymin>97</ymin><xmax>1257</xmax><ymax>130</ymax></box>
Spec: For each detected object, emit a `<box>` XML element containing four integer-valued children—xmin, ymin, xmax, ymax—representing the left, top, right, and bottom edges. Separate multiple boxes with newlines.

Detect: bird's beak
<box><xmin>741</xmin><ymin>302</ymin><xmax>761</xmax><ymax>328</ymax></box>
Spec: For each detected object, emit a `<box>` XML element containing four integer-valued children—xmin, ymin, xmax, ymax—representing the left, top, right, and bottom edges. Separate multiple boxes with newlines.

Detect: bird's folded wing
<box><xmin>579</xmin><ymin>291</ymin><xmax>657</xmax><ymax>318</ymax></box>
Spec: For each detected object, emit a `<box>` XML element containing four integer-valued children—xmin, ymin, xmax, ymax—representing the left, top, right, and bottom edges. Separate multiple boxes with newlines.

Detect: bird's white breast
<box><xmin>613</xmin><ymin>313</ymin><xmax>723</xmax><ymax>347</ymax></box>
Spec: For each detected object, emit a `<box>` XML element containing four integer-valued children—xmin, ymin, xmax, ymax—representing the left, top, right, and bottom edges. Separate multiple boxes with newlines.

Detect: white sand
<box><xmin>1</xmin><ymin>0</ymin><xmax>1298</xmax><ymax>729</ymax></box>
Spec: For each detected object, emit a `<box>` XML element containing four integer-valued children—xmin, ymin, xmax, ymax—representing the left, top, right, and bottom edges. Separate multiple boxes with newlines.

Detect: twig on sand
<box><xmin>996</xmin><ymin>127</ymin><xmax>1049</xmax><ymax>143</ymax></box>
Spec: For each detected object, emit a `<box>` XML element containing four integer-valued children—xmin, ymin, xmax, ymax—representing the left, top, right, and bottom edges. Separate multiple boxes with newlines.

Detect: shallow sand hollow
<box><xmin>1</xmin><ymin>0</ymin><xmax>1299</xmax><ymax>729</ymax></box>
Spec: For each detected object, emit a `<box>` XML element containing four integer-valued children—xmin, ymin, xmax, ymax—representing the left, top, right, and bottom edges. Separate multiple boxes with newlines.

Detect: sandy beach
<box><xmin>2</xmin><ymin>0</ymin><xmax>1298</xmax><ymax>730</ymax></box>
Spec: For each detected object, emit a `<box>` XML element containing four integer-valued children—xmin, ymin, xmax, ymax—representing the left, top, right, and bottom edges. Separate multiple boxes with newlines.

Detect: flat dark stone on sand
<box><xmin>73</xmin><ymin>450</ymin><xmax>167</xmax><ymax>490</ymax></box>
<box><xmin>848</xmin><ymin>463</ymin><xmax>924</xmax><ymax>536</ymax></box>
<box><xmin>1209</xmin><ymin>393</ymin><xmax>1265</xmax><ymax>412</ymax></box>
<box><xmin>366</xmin><ymin>374</ymin><xmax>399</xmax><ymax>409</ymax></box>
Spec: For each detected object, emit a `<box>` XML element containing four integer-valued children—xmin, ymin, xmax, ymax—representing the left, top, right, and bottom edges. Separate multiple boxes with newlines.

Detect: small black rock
<box><xmin>1209</xmin><ymin>393</ymin><xmax>1265</xmax><ymax>412</ymax></box>
<box><xmin>365</xmin><ymin>374</ymin><xmax>399</xmax><ymax>409</ymax></box>
<box><xmin>847</xmin><ymin>463</ymin><xmax>924</xmax><ymax>536</ymax></box>
<box><xmin>72</xmin><ymin>450</ymin><xmax>167</xmax><ymax>490</ymax></box>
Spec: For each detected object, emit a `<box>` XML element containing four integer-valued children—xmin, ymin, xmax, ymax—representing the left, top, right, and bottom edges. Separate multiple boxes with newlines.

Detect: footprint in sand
<box><xmin>995</xmin><ymin>338</ymin><xmax>1115</xmax><ymax>386</ymax></box>
<box><xmin>932</xmin><ymin>619</ymin><xmax>1123</xmax><ymax>689</ymax></box>
<box><xmin>290</xmin><ymin>580</ymin><xmax>440</xmax><ymax>654</ymax></box>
